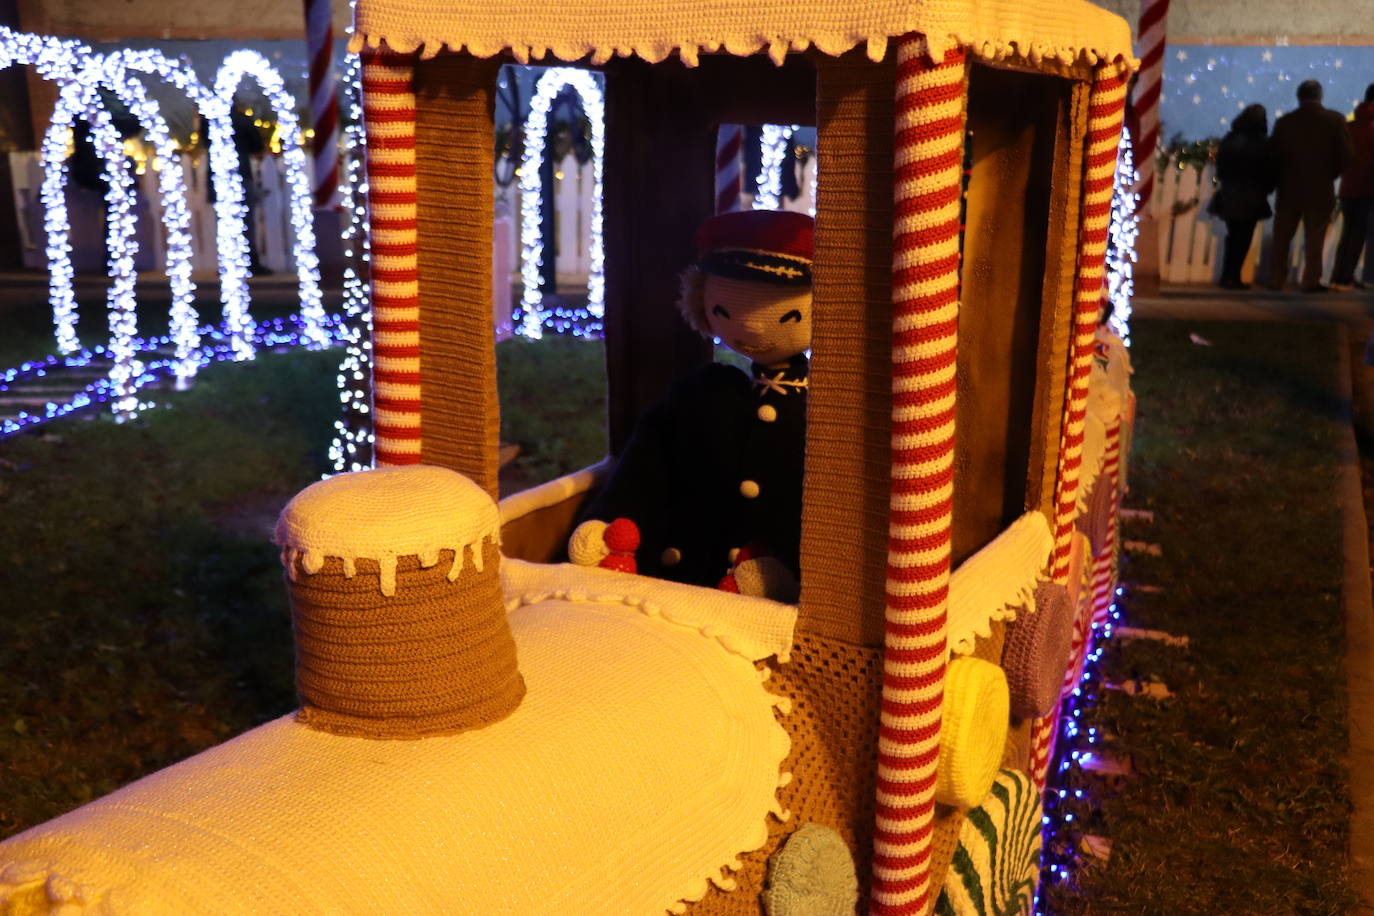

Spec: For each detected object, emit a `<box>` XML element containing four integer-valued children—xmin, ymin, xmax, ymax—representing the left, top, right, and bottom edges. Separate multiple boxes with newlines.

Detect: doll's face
<box><xmin>701</xmin><ymin>274</ymin><xmax>812</xmax><ymax>367</ymax></box>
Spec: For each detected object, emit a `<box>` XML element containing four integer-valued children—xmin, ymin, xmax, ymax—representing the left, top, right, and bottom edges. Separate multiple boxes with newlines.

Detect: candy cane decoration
<box><xmin>1031</xmin><ymin>66</ymin><xmax>1128</xmax><ymax>791</ymax></box>
<box><xmin>1131</xmin><ymin>0</ymin><xmax>1170</xmax><ymax>215</ymax></box>
<box><xmin>361</xmin><ymin>49</ymin><xmax>421</xmax><ymax>466</ymax></box>
<box><xmin>870</xmin><ymin>35</ymin><xmax>967</xmax><ymax>916</ymax></box>
<box><xmin>715</xmin><ymin>123</ymin><xmax>742</xmax><ymax>214</ymax></box>
<box><xmin>1090</xmin><ymin>417</ymin><xmax>1123</xmax><ymax>628</ymax></box>
<box><xmin>304</xmin><ymin>0</ymin><xmax>341</xmax><ymax>210</ymax></box>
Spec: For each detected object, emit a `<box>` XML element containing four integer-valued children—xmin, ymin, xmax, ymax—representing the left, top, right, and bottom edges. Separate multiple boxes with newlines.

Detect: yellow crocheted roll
<box><xmin>935</xmin><ymin>657</ymin><xmax>1010</xmax><ymax>809</ymax></box>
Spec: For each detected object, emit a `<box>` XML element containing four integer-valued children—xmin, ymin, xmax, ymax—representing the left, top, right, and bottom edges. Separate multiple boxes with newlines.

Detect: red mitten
<box><xmin>597</xmin><ymin>518</ymin><xmax>640</xmax><ymax>574</ymax></box>
<box><xmin>601</xmin><ymin>554</ymin><xmax>637</xmax><ymax>574</ymax></box>
<box><xmin>603</xmin><ymin>518</ymin><xmax>640</xmax><ymax>553</ymax></box>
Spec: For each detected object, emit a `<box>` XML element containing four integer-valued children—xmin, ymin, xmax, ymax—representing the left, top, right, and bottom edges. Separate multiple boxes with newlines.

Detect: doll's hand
<box><xmin>718</xmin><ymin>549</ymin><xmax>799</xmax><ymax>603</ymax></box>
<box><xmin>734</xmin><ymin>556</ymin><xmax>800</xmax><ymax>603</ymax></box>
<box><xmin>568</xmin><ymin>520</ymin><xmax>610</xmax><ymax>566</ymax></box>
<box><xmin>568</xmin><ymin>518</ymin><xmax>640</xmax><ymax>574</ymax></box>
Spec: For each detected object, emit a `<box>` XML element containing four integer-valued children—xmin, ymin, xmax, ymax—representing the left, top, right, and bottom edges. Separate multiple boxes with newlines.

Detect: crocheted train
<box><xmin>0</xmin><ymin>0</ymin><xmax>1141</xmax><ymax>908</ymax></box>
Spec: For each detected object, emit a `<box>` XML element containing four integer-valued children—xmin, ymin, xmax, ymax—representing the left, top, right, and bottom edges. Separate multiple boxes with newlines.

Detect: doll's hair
<box><xmin>676</xmin><ymin>264</ymin><xmax>712</xmax><ymax>338</ymax></box>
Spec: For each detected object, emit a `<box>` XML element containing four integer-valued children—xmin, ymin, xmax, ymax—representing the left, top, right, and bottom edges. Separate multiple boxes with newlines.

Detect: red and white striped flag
<box><xmin>1131</xmin><ymin>0</ymin><xmax>1170</xmax><ymax>215</ymax></box>
<box><xmin>304</xmin><ymin>0</ymin><xmax>341</xmax><ymax>210</ymax></box>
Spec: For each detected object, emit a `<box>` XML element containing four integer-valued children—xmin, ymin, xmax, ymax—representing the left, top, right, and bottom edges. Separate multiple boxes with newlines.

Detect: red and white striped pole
<box><xmin>1131</xmin><ymin>0</ymin><xmax>1170</xmax><ymax>216</ymax></box>
<box><xmin>1090</xmin><ymin>418</ymin><xmax>1124</xmax><ymax>629</ymax></box>
<box><xmin>715</xmin><ymin>124</ymin><xmax>743</xmax><ymax>214</ymax></box>
<box><xmin>360</xmin><ymin>48</ymin><xmax>422</xmax><ymax>467</ymax></box>
<box><xmin>870</xmin><ymin>35</ymin><xmax>968</xmax><ymax>916</ymax></box>
<box><xmin>304</xmin><ymin>0</ymin><xmax>341</xmax><ymax>210</ymax></box>
<box><xmin>1030</xmin><ymin>66</ymin><xmax>1128</xmax><ymax>791</ymax></box>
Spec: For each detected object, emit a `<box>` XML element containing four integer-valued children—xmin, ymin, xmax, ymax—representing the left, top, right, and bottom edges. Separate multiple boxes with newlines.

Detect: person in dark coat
<box><xmin>1332</xmin><ymin>84</ymin><xmax>1374</xmax><ymax>290</ymax></box>
<box><xmin>1208</xmin><ymin>104</ymin><xmax>1272</xmax><ymax>289</ymax></box>
<box><xmin>1264</xmin><ymin>79</ymin><xmax>1354</xmax><ymax>291</ymax></box>
<box><xmin>570</xmin><ymin>210</ymin><xmax>813</xmax><ymax>601</ymax></box>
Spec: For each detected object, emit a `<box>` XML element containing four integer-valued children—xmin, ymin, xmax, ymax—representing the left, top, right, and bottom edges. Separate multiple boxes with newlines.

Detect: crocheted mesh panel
<box><xmin>689</xmin><ymin>621</ymin><xmax>1015</xmax><ymax>914</ymax></box>
<box><xmin>688</xmin><ymin>632</ymin><xmax>882</xmax><ymax>914</ymax></box>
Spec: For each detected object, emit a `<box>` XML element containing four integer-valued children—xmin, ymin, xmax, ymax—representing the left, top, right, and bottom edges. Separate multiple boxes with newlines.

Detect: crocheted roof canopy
<box><xmin>350</xmin><ymin>0</ymin><xmax>1136</xmax><ymax>72</ymax></box>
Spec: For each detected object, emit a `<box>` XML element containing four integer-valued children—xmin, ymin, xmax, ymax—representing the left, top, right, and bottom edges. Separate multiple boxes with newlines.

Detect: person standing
<box><xmin>1265</xmin><ymin>79</ymin><xmax>1354</xmax><ymax>291</ymax></box>
<box><xmin>1332</xmin><ymin>84</ymin><xmax>1374</xmax><ymax>290</ymax></box>
<box><xmin>1209</xmin><ymin>104</ymin><xmax>1272</xmax><ymax>289</ymax></box>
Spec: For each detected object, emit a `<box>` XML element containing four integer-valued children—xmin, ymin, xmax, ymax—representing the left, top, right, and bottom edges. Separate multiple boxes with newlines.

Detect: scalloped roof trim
<box><xmin>349</xmin><ymin>28</ymin><xmax>1136</xmax><ymax>73</ymax></box>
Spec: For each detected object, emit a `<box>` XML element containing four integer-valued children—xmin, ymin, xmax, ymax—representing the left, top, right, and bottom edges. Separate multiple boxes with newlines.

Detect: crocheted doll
<box><xmin>570</xmin><ymin>209</ymin><xmax>813</xmax><ymax>602</ymax></box>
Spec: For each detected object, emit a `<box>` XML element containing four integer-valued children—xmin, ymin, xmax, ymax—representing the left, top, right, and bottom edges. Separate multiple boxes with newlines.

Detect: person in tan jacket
<box><xmin>1264</xmin><ymin>80</ymin><xmax>1354</xmax><ymax>292</ymax></box>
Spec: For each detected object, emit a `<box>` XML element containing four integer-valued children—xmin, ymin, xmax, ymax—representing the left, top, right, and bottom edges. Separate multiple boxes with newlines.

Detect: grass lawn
<box><xmin>1047</xmin><ymin>319</ymin><xmax>1356</xmax><ymax>915</ymax></box>
<box><xmin>0</xmin><ymin>349</ymin><xmax>338</xmax><ymax>836</ymax></box>
<box><xmin>0</xmin><ymin>335</ymin><xmax>607</xmax><ymax>839</ymax></box>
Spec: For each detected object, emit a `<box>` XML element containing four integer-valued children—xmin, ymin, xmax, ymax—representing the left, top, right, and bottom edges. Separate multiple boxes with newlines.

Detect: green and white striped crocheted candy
<box><xmin>934</xmin><ymin>769</ymin><xmax>1043</xmax><ymax>916</ymax></box>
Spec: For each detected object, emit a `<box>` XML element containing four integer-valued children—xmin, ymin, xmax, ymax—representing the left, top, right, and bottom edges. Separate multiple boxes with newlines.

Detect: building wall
<box><xmin>17</xmin><ymin>0</ymin><xmax>352</xmax><ymax>40</ymax></box>
<box><xmin>1094</xmin><ymin>0</ymin><xmax>1373</xmax><ymax>44</ymax></box>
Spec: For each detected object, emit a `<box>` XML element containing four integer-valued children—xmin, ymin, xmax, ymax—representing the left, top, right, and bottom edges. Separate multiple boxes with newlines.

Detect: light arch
<box><xmin>212</xmin><ymin>50</ymin><xmax>329</xmax><ymax>357</ymax></box>
<box><xmin>517</xmin><ymin>66</ymin><xmax>605</xmax><ymax>339</ymax></box>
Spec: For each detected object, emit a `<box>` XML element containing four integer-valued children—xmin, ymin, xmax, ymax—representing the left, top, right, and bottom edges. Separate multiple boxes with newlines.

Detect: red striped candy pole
<box><xmin>1031</xmin><ymin>66</ymin><xmax>1128</xmax><ymax>790</ymax></box>
<box><xmin>715</xmin><ymin>123</ymin><xmax>743</xmax><ymax>214</ymax></box>
<box><xmin>1091</xmin><ymin>417</ymin><xmax>1124</xmax><ymax>628</ymax></box>
<box><xmin>1032</xmin><ymin>571</ymin><xmax>1094</xmax><ymax>784</ymax></box>
<box><xmin>361</xmin><ymin>48</ymin><xmax>421</xmax><ymax>467</ymax></box>
<box><xmin>304</xmin><ymin>0</ymin><xmax>341</xmax><ymax>210</ymax></box>
<box><xmin>1131</xmin><ymin>0</ymin><xmax>1170</xmax><ymax>216</ymax></box>
<box><xmin>871</xmin><ymin>35</ymin><xmax>967</xmax><ymax>916</ymax></box>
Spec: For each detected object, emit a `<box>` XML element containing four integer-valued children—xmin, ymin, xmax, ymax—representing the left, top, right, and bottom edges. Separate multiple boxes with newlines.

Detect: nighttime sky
<box><xmin>1161</xmin><ymin>45</ymin><xmax>1374</xmax><ymax>143</ymax></box>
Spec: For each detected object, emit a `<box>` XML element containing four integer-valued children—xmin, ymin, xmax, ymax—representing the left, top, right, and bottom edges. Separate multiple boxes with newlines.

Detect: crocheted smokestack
<box><xmin>275</xmin><ymin>466</ymin><xmax>524</xmax><ymax>738</ymax></box>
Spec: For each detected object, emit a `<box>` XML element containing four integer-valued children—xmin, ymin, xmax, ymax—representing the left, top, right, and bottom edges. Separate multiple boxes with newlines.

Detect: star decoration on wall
<box><xmin>1161</xmin><ymin>44</ymin><xmax>1374</xmax><ymax>142</ymax></box>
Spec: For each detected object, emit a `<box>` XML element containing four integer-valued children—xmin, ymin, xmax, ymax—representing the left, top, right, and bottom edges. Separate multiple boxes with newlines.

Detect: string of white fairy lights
<box><xmin>328</xmin><ymin>47</ymin><xmax>376</xmax><ymax>474</ymax></box>
<box><xmin>0</xmin><ymin>26</ymin><xmax>329</xmax><ymax>419</ymax></box>
<box><xmin>753</xmin><ymin>123</ymin><xmax>798</xmax><ymax>212</ymax></box>
<box><xmin>1105</xmin><ymin>125</ymin><xmax>1139</xmax><ymax>346</ymax></box>
<box><xmin>517</xmin><ymin>66</ymin><xmax>605</xmax><ymax>339</ymax></box>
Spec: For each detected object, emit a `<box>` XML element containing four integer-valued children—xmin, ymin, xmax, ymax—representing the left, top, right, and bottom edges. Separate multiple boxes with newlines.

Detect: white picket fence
<box><xmin>1153</xmin><ymin>154</ymin><xmax>1374</xmax><ymax>286</ymax></box>
<box><xmin>8</xmin><ymin>149</ymin><xmax>310</xmax><ymax>276</ymax></box>
<box><xmin>21</xmin><ymin>145</ymin><xmax>1366</xmax><ymax>296</ymax></box>
<box><xmin>495</xmin><ymin>149</ymin><xmax>817</xmax><ymax>291</ymax></box>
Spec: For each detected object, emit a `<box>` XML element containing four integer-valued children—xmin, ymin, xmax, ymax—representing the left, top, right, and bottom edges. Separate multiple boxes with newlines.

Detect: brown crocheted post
<box><xmin>413</xmin><ymin>53</ymin><xmax>502</xmax><ymax>498</ymax></box>
<box><xmin>276</xmin><ymin>466</ymin><xmax>523</xmax><ymax>739</ymax></box>
<box><xmin>799</xmin><ymin>47</ymin><xmax>896</xmax><ymax>650</ymax></box>
<box><xmin>287</xmin><ymin>539</ymin><xmax>523</xmax><ymax>738</ymax></box>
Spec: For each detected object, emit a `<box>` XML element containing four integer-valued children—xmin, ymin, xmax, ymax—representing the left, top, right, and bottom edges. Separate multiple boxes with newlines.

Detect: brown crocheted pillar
<box><xmin>798</xmin><ymin>47</ymin><xmax>896</xmax><ymax>650</ymax></box>
<box><xmin>412</xmin><ymin>52</ymin><xmax>502</xmax><ymax>498</ymax></box>
<box><xmin>277</xmin><ymin>466</ymin><xmax>524</xmax><ymax>739</ymax></box>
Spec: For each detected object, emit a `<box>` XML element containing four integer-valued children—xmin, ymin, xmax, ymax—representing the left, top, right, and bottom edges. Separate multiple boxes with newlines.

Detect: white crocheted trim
<box><xmin>497</xmin><ymin>458</ymin><xmax>610</xmax><ymax>528</ymax></box>
<box><xmin>502</xmin><ymin>558</ymin><xmax>798</xmax><ymax>662</ymax></box>
<box><xmin>350</xmin><ymin>0</ymin><xmax>1137</xmax><ymax>72</ymax></box>
<box><xmin>275</xmin><ymin>465</ymin><xmax>500</xmax><ymax>597</ymax></box>
<box><xmin>947</xmin><ymin>511</ymin><xmax>1054</xmax><ymax>657</ymax></box>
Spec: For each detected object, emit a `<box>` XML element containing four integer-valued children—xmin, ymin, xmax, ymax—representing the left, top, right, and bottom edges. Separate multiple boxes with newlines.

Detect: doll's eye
<box><xmin>779</xmin><ymin>309</ymin><xmax>802</xmax><ymax>323</ymax></box>
<box><xmin>712</xmin><ymin>305</ymin><xmax>731</xmax><ymax>319</ymax></box>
